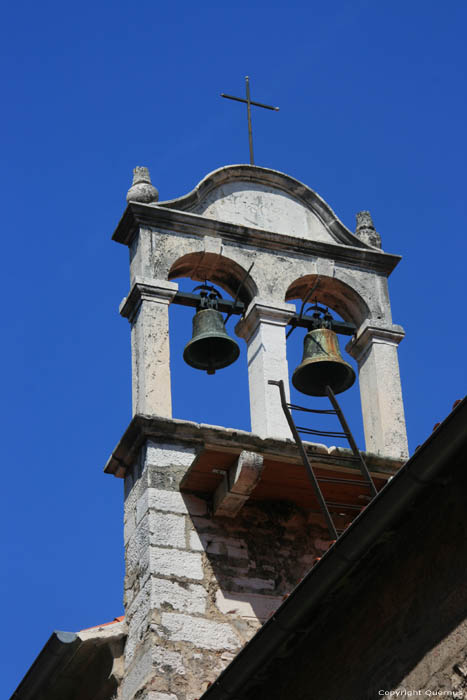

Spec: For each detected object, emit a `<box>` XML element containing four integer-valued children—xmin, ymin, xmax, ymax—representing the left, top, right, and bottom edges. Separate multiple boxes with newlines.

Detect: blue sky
<box><xmin>1</xmin><ymin>0</ymin><xmax>466</xmax><ymax>695</ymax></box>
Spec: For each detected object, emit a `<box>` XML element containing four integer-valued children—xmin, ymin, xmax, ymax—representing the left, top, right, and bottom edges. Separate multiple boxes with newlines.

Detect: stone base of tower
<box><xmin>106</xmin><ymin>416</ymin><xmax>403</xmax><ymax>700</ymax></box>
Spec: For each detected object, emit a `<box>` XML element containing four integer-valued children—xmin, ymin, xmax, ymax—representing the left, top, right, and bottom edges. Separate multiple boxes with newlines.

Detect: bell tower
<box><xmin>107</xmin><ymin>164</ymin><xmax>408</xmax><ymax>700</ymax></box>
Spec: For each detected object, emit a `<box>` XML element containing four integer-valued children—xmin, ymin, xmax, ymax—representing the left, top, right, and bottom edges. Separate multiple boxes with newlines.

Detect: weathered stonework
<box><xmin>120</xmin><ymin>279</ymin><xmax>178</xmax><ymax>417</ymax></box>
<box><xmin>127</xmin><ymin>167</ymin><xmax>159</xmax><ymax>204</ymax></box>
<box><xmin>355</xmin><ymin>210</ymin><xmax>382</xmax><ymax>249</ymax></box>
<box><xmin>235</xmin><ymin>300</ymin><xmax>295</xmax><ymax>440</ymax></box>
<box><xmin>116</xmin><ymin>164</ymin><xmax>409</xmax><ymax>459</ymax></box>
<box><xmin>347</xmin><ymin>321</ymin><xmax>408</xmax><ymax>458</ymax></box>
<box><xmin>122</xmin><ymin>441</ymin><xmax>332</xmax><ymax>700</ymax></box>
<box><xmin>113</xmin><ymin>165</ymin><xmax>412</xmax><ymax>700</ymax></box>
<box><xmin>213</xmin><ymin>450</ymin><xmax>263</xmax><ymax>517</ymax></box>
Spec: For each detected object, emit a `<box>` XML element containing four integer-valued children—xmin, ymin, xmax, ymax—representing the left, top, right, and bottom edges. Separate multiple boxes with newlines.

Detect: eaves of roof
<box><xmin>10</xmin><ymin>631</ymin><xmax>81</xmax><ymax>700</ymax></box>
<box><xmin>200</xmin><ymin>396</ymin><xmax>467</xmax><ymax>700</ymax></box>
<box><xmin>10</xmin><ymin>618</ymin><xmax>125</xmax><ymax>700</ymax></box>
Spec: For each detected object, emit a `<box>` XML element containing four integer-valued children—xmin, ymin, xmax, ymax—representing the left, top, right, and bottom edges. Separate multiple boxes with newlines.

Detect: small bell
<box><xmin>292</xmin><ymin>326</ymin><xmax>356</xmax><ymax>397</ymax></box>
<box><xmin>183</xmin><ymin>307</ymin><xmax>240</xmax><ymax>375</ymax></box>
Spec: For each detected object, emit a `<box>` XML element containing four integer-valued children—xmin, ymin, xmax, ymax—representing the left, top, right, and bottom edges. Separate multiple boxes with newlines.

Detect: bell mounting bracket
<box><xmin>192</xmin><ymin>284</ymin><xmax>223</xmax><ymax>311</ymax></box>
<box><xmin>170</xmin><ymin>269</ymin><xmax>357</xmax><ymax>337</ymax></box>
<box><xmin>286</xmin><ymin>277</ymin><xmax>356</xmax><ymax>339</ymax></box>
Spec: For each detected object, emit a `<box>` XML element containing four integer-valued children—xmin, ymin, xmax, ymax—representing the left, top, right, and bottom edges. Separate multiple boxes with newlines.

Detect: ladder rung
<box><xmin>326</xmin><ymin>501</ymin><xmax>363</xmax><ymax>511</ymax></box>
<box><xmin>269</xmin><ymin>378</ymin><xmax>378</xmax><ymax>540</ymax></box>
<box><xmin>316</xmin><ymin>475</ymin><xmax>376</xmax><ymax>487</ymax></box>
<box><xmin>297</xmin><ymin>426</ymin><xmax>349</xmax><ymax>439</ymax></box>
<box><xmin>288</xmin><ymin>403</ymin><xmax>337</xmax><ymax>415</ymax></box>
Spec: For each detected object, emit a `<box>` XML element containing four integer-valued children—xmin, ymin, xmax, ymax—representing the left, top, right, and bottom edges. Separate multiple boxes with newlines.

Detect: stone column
<box><xmin>236</xmin><ymin>299</ymin><xmax>295</xmax><ymax>440</ymax></box>
<box><xmin>347</xmin><ymin>321</ymin><xmax>409</xmax><ymax>460</ymax></box>
<box><xmin>120</xmin><ymin>278</ymin><xmax>178</xmax><ymax>418</ymax></box>
<box><xmin>121</xmin><ymin>442</ymin><xmax>247</xmax><ymax>700</ymax></box>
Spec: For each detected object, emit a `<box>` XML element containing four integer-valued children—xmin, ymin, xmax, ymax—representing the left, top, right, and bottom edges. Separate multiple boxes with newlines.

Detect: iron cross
<box><xmin>221</xmin><ymin>76</ymin><xmax>279</xmax><ymax>165</ymax></box>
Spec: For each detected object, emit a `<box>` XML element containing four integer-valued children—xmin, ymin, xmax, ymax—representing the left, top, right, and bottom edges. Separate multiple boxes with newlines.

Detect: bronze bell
<box><xmin>292</xmin><ymin>327</ymin><xmax>356</xmax><ymax>396</ymax></box>
<box><xmin>183</xmin><ymin>308</ymin><xmax>240</xmax><ymax>375</ymax></box>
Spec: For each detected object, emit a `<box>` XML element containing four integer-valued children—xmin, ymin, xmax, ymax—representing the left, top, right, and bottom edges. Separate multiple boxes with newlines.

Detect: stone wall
<box><xmin>121</xmin><ymin>440</ymin><xmax>331</xmax><ymax>700</ymax></box>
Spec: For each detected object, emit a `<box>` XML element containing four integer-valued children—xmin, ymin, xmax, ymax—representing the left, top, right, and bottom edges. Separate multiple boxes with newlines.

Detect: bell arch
<box><xmin>284</xmin><ymin>273</ymin><xmax>407</xmax><ymax>459</ymax></box>
<box><xmin>168</xmin><ymin>251</ymin><xmax>258</xmax><ymax>305</ymax></box>
<box><xmin>285</xmin><ymin>274</ymin><xmax>370</xmax><ymax>327</ymax></box>
<box><xmin>166</xmin><ymin>251</ymin><xmax>255</xmax><ymax>431</ymax></box>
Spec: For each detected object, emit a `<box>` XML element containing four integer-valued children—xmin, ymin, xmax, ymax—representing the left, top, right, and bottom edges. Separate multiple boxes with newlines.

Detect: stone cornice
<box><xmin>119</xmin><ymin>277</ymin><xmax>178</xmax><ymax>322</ymax></box>
<box><xmin>104</xmin><ymin>414</ymin><xmax>405</xmax><ymax>479</ymax></box>
<box><xmin>235</xmin><ymin>299</ymin><xmax>296</xmax><ymax>340</ymax></box>
<box><xmin>112</xmin><ymin>202</ymin><xmax>401</xmax><ymax>277</ymax></box>
<box><xmin>346</xmin><ymin>320</ymin><xmax>405</xmax><ymax>360</ymax></box>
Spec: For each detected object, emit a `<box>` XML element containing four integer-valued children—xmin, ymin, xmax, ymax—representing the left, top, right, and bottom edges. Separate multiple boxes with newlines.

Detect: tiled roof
<box><xmin>79</xmin><ymin>615</ymin><xmax>124</xmax><ymax>632</ymax></box>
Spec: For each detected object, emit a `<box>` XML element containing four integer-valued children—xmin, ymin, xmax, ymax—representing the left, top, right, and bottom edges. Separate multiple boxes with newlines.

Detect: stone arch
<box><xmin>285</xmin><ymin>274</ymin><xmax>370</xmax><ymax>327</ymax></box>
<box><xmin>168</xmin><ymin>252</ymin><xmax>258</xmax><ymax>305</ymax></box>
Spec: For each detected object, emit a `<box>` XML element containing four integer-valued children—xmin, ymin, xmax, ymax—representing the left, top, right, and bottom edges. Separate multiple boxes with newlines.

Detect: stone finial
<box><xmin>126</xmin><ymin>166</ymin><xmax>159</xmax><ymax>204</ymax></box>
<box><xmin>355</xmin><ymin>210</ymin><xmax>382</xmax><ymax>249</ymax></box>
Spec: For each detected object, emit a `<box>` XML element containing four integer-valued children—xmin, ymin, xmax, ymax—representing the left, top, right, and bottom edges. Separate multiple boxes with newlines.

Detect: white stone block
<box><xmin>215</xmin><ymin>589</ymin><xmax>282</xmax><ymax>622</ymax></box>
<box><xmin>126</xmin><ymin>518</ymin><xmax>150</xmax><ymax>573</ymax></box>
<box><xmin>146</xmin><ymin>441</ymin><xmax>197</xmax><ymax>468</ymax></box>
<box><xmin>139</xmin><ymin>489</ymin><xmax>207</xmax><ymax>519</ymax></box>
<box><xmin>189</xmin><ymin>532</ymin><xmax>248</xmax><ymax>558</ymax></box>
<box><xmin>189</xmin><ymin>530</ymin><xmax>204</xmax><ymax>551</ymax></box>
<box><xmin>122</xmin><ymin>647</ymin><xmax>152</xmax><ymax>698</ymax></box>
<box><xmin>146</xmin><ymin>693</ymin><xmax>178</xmax><ymax>700</ymax></box>
<box><xmin>124</xmin><ymin>510</ymin><xmax>137</xmax><ymax>545</ymax></box>
<box><xmin>136</xmin><ymin>491</ymin><xmax>150</xmax><ymax>524</ymax></box>
<box><xmin>151</xmin><ymin>578</ymin><xmax>206</xmax><ymax>614</ymax></box>
<box><xmin>150</xmin><ymin>489</ymin><xmax>187</xmax><ymax>514</ymax></box>
<box><xmin>159</xmin><ymin>612</ymin><xmax>241</xmax><ymax>651</ymax></box>
<box><xmin>207</xmin><ymin>541</ymin><xmax>247</xmax><ymax>559</ymax></box>
<box><xmin>152</xmin><ymin>647</ymin><xmax>185</xmax><ymax>675</ymax></box>
<box><xmin>149</xmin><ymin>512</ymin><xmax>186</xmax><ymax>549</ymax></box>
<box><xmin>149</xmin><ymin>547</ymin><xmax>204</xmax><ymax>581</ymax></box>
<box><xmin>232</xmin><ymin>576</ymin><xmax>275</xmax><ymax>591</ymax></box>
<box><xmin>125</xmin><ymin>578</ymin><xmax>192</xmax><ymax>666</ymax></box>
<box><xmin>127</xmin><ymin>580</ymin><xmax>150</xmax><ymax>628</ymax></box>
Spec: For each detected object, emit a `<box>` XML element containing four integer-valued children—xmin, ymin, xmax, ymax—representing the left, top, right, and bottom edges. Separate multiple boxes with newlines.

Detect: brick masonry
<box><xmin>122</xmin><ymin>440</ymin><xmax>331</xmax><ymax>700</ymax></box>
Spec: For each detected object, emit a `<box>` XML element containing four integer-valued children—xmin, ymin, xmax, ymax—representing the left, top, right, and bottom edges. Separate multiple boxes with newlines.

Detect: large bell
<box><xmin>292</xmin><ymin>327</ymin><xmax>356</xmax><ymax>396</ymax></box>
<box><xmin>183</xmin><ymin>308</ymin><xmax>240</xmax><ymax>375</ymax></box>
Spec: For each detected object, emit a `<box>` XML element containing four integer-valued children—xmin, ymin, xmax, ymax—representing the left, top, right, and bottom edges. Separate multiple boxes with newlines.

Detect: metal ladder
<box><xmin>269</xmin><ymin>380</ymin><xmax>378</xmax><ymax>540</ymax></box>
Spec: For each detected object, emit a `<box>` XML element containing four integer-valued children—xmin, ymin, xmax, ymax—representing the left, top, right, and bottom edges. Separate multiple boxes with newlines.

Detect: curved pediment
<box><xmin>158</xmin><ymin>165</ymin><xmax>369</xmax><ymax>248</ymax></box>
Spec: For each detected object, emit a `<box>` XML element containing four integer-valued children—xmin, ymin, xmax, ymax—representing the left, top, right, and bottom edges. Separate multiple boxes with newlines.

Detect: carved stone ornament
<box><xmin>126</xmin><ymin>166</ymin><xmax>159</xmax><ymax>204</ymax></box>
<box><xmin>355</xmin><ymin>210</ymin><xmax>382</xmax><ymax>249</ymax></box>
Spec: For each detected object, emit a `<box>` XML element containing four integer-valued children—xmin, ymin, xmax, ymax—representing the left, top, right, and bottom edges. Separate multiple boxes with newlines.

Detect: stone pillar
<box><xmin>236</xmin><ymin>299</ymin><xmax>295</xmax><ymax>440</ymax></box>
<box><xmin>120</xmin><ymin>278</ymin><xmax>178</xmax><ymax>418</ymax></box>
<box><xmin>122</xmin><ymin>442</ymin><xmax>228</xmax><ymax>700</ymax></box>
<box><xmin>347</xmin><ymin>321</ymin><xmax>409</xmax><ymax>460</ymax></box>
